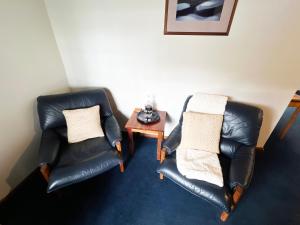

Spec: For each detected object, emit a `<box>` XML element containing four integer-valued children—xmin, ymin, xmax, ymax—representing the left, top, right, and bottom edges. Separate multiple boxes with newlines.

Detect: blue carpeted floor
<box><xmin>1</xmin><ymin>107</ymin><xmax>300</xmax><ymax>225</ymax></box>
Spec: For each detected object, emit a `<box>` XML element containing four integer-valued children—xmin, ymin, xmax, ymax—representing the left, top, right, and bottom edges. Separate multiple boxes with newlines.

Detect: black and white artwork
<box><xmin>164</xmin><ymin>0</ymin><xmax>237</xmax><ymax>35</ymax></box>
<box><xmin>176</xmin><ymin>0</ymin><xmax>224</xmax><ymax>21</ymax></box>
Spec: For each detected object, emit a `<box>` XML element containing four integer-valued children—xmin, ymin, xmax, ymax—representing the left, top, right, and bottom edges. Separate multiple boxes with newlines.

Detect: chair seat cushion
<box><xmin>157</xmin><ymin>154</ymin><xmax>232</xmax><ymax>213</ymax></box>
<box><xmin>47</xmin><ymin>137</ymin><xmax>121</xmax><ymax>192</ymax></box>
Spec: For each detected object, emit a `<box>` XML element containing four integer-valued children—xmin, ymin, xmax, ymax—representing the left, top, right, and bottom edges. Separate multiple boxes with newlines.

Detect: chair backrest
<box><xmin>179</xmin><ymin>96</ymin><xmax>263</xmax><ymax>156</ymax></box>
<box><xmin>222</xmin><ymin>101</ymin><xmax>263</xmax><ymax>146</ymax></box>
<box><xmin>37</xmin><ymin>89</ymin><xmax>113</xmax><ymax>131</ymax></box>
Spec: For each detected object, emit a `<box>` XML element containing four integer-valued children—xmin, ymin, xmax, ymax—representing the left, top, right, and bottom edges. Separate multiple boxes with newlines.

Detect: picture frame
<box><xmin>164</xmin><ymin>0</ymin><xmax>238</xmax><ymax>35</ymax></box>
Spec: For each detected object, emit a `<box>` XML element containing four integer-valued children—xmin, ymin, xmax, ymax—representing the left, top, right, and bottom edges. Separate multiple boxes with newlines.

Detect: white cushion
<box><xmin>180</xmin><ymin>111</ymin><xmax>223</xmax><ymax>154</ymax></box>
<box><xmin>63</xmin><ymin>105</ymin><xmax>105</xmax><ymax>143</ymax></box>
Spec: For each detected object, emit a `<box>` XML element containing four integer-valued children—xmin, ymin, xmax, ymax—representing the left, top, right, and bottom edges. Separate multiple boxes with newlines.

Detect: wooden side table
<box><xmin>125</xmin><ymin>108</ymin><xmax>167</xmax><ymax>160</ymax></box>
<box><xmin>279</xmin><ymin>94</ymin><xmax>300</xmax><ymax>139</ymax></box>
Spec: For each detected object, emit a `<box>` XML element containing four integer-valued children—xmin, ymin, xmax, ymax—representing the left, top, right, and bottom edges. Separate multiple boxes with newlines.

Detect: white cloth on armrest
<box><xmin>177</xmin><ymin>148</ymin><xmax>223</xmax><ymax>187</ymax></box>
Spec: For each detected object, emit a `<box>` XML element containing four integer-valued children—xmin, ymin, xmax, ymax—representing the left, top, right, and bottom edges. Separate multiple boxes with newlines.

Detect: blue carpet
<box><xmin>1</xmin><ymin>107</ymin><xmax>300</xmax><ymax>225</ymax></box>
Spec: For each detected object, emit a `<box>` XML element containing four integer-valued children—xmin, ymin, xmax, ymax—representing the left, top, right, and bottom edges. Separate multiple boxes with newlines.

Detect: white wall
<box><xmin>0</xmin><ymin>0</ymin><xmax>69</xmax><ymax>199</ymax></box>
<box><xmin>45</xmin><ymin>0</ymin><xmax>300</xmax><ymax>147</ymax></box>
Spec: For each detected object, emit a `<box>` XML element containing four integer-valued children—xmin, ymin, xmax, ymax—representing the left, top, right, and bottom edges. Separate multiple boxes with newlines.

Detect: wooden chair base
<box><xmin>160</xmin><ymin>173</ymin><xmax>164</xmax><ymax>180</ymax></box>
<box><xmin>220</xmin><ymin>185</ymin><xmax>244</xmax><ymax>221</ymax></box>
<box><xmin>40</xmin><ymin>164</ymin><xmax>50</xmax><ymax>182</ymax></box>
<box><xmin>119</xmin><ymin>163</ymin><xmax>125</xmax><ymax>173</ymax></box>
<box><xmin>232</xmin><ymin>185</ymin><xmax>244</xmax><ymax>210</ymax></box>
<box><xmin>220</xmin><ymin>211</ymin><xmax>229</xmax><ymax>222</ymax></box>
<box><xmin>116</xmin><ymin>141</ymin><xmax>125</xmax><ymax>173</ymax></box>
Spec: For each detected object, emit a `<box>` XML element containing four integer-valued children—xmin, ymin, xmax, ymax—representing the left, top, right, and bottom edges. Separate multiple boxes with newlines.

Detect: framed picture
<box><xmin>164</xmin><ymin>0</ymin><xmax>238</xmax><ymax>35</ymax></box>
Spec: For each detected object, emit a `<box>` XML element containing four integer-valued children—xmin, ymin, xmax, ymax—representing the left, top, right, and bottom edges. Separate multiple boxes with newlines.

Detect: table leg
<box><xmin>279</xmin><ymin>106</ymin><xmax>300</xmax><ymax>139</ymax></box>
<box><xmin>157</xmin><ymin>131</ymin><xmax>164</xmax><ymax>161</ymax></box>
<box><xmin>127</xmin><ymin>128</ymin><xmax>135</xmax><ymax>155</ymax></box>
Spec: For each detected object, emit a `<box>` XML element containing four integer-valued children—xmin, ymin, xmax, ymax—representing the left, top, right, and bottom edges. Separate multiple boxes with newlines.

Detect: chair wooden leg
<box><xmin>40</xmin><ymin>164</ymin><xmax>50</xmax><ymax>182</ymax></box>
<box><xmin>160</xmin><ymin>149</ymin><xmax>166</xmax><ymax>164</ymax></box>
<box><xmin>119</xmin><ymin>162</ymin><xmax>125</xmax><ymax>173</ymax></box>
<box><xmin>116</xmin><ymin>141</ymin><xmax>122</xmax><ymax>152</ymax></box>
<box><xmin>231</xmin><ymin>185</ymin><xmax>244</xmax><ymax>210</ymax></box>
<box><xmin>160</xmin><ymin>173</ymin><xmax>164</xmax><ymax>180</ymax></box>
<box><xmin>220</xmin><ymin>211</ymin><xmax>229</xmax><ymax>222</ymax></box>
<box><xmin>233</xmin><ymin>186</ymin><xmax>244</xmax><ymax>204</ymax></box>
<box><xmin>116</xmin><ymin>141</ymin><xmax>125</xmax><ymax>173</ymax></box>
<box><xmin>221</xmin><ymin>186</ymin><xmax>243</xmax><ymax>221</ymax></box>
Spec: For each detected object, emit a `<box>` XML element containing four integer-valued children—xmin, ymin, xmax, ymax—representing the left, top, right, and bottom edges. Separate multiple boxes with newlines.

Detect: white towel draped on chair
<box><xmin>176</xmin><ymin>93</ymin><xmax>228</xmax><ymax>187</ymax></box>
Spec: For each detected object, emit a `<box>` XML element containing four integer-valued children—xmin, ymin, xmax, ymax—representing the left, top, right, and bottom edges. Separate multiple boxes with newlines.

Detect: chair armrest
<box><xmin>104</xmin><ymin>115</ymin><xmax>122</xmax><ymax>147</ymax></box>
<box><xmin>162</xmin><ymin>124</ymin><xmax>181</xmax><ymax>155</ymax></box>
<box><xmin>229</xmin><ymin>145</ymin><xmax>256</xmax><ymax>189</ymax></box>
<box><xmin>38</xmin><ymin>129</ymin><xmax>61</xmax><ymax>167</ymax></box>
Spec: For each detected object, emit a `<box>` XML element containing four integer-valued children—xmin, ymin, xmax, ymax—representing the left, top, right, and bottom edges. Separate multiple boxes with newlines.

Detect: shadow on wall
<box><xmin>71</xmin><ymin>87</ymin><xmax>175</xmax><ymax>130</ymax></box>
<box><xmin>71</xmin><ymin>87</ymin><xmax>129</xmax><ymax>130</ymax></box>
<box><xmin>6</xmin><ymin>133</ymin><xmax>40</xmax><ymax>189</ymax></box>
<box><xmin>254</xmin><ymin>103</ymin><xmax>273</xmax><ymax>148</ymax></box>
<box><xmin>6</xmin><ymin>101</ymin><xmax>41</xmax><ymax>190</ymax></box>
<box><xmin>5</xmin><ymin>87</ymin><xmax>69</xmax><ymax>192</ymax></box>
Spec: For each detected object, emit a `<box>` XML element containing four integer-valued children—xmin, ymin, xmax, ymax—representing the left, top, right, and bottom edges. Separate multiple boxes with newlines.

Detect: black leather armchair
<box><xmin>37</xmin><ymin>89</ymin><xmax>124</xmax><ymax>193</ymax></box>
<box><xmin>157</xmin><ymin>96</ymin><xmax>263</xmax><ymax>221</ymax></box>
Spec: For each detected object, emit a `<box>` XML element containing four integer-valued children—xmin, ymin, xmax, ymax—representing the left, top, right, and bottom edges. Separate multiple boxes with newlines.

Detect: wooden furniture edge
<box><xmin>159</xmin><ymin>148</ymin><xmax>167</xmax><ymax>180</ymax></box>
<box><xmin>220</xmin><ymin>211</ymin><xmax>229</xmax><ymax>222</ymax></box>
<box><xmin>40</xmin><ymin>164</ymin><xmax>50</xmax><ymax>182</ymax></box>
<box><xmin>279</xmin><ymin>106</ymin><xmax>300</xmax><ymax>140</ymax></box>
<box><xmin>220</xmin><ymin>185</ymin><xmax>244</xmax><ymax>221</ymax></box>
<box><xmin>116</xmin><ymin>141</ymin><xmax>124</xmax><ymax>173</ymax></box>
<box><xmin>256</xmin><ymin>146</ymin><xmax>264</xmax><ymax>151</ymax></box>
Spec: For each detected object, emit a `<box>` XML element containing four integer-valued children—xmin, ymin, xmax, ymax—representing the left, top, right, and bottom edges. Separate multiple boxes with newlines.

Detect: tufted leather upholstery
<box><xmin>37</xmin><ymin>89</ymin><xmax>123</xmax><ymax>193</ymax></box>
<box><xmin>37</xmin><ymin>89</ymin><xmax>113</xmax><ymax>130</ymax></box>
<box><xmin>157</xmin><ymin>96</ymin><xmax>263</xmax><ymax>213</ymax></box>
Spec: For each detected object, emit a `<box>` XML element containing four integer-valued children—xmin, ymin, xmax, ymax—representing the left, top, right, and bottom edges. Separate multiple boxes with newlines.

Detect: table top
<box><xmin>125</xmin><ymin>108</ymin><xmax>167</xmax><ymax>132</ymax></box>
<box><xmin>292</xmin><ymin>94</ymin><xmax>300</xmax><ymax>102</ymax></box>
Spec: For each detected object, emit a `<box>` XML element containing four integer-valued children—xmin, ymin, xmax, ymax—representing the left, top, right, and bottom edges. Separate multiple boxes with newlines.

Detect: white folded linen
<box><xmin>177</xmin><ymin>148</ymin><xmax>223</xmax><ymax>187</ymax></box>
<box><xmin>187</xmin><ymin>92</ymin><xmax>228</xmax><ymax>115</ymax></box>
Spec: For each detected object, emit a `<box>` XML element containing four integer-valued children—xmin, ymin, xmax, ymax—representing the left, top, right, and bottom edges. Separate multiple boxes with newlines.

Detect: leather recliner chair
<box><xmin>37</xmin><ymin>89</ymin><xmax>124</xmax><ymax>193</ymax></box>
<box><xmin>157</xmin><ymin>96</ymin><xmax>263</xmax><ymax>221</ymax></box>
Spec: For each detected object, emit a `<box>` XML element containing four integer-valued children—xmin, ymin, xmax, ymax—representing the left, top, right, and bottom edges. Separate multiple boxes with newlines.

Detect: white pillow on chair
<box><xmin>63</xmin><ymin>105</ymin><xmax>105</xmax><ymax>143</ymax></box>
<box><xmin>180</xmin><ymin>111</ymin><xmax>223</xmax><ymax>154</ymax></box>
